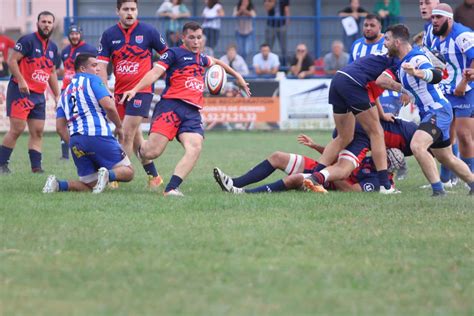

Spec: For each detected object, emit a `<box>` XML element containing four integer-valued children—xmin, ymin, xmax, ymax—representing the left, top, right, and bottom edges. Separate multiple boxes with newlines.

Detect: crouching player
<box><xmin>43</xmin><ymin>53</ymin><xmax>134</xmax><ymax>193</ymax></box>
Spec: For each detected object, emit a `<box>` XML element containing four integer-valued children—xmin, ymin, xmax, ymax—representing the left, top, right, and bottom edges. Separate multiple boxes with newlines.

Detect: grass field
<box><xmin>1</xmin><ymin>131</ymin><xmax>473</xmax><ymax>315</ymax></box>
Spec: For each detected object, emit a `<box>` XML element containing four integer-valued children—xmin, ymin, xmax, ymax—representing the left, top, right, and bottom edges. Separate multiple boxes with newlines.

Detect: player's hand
<box><xmin>18</xmin><ymin>79</ymin><xmax>30</xmax><ymax>95</ymax></box>
<box><xmin>114</xmin><ymin>126</ymin><xmax>124</xmax><ymax>143</ymax></box>
<box><xmin>401</xmin><ymin>62</ymin><xmax>415</xmax><ymax>76</ymax></box>
<box><xmin>463</xmin><ymin>68</ymin><xmax>474</xmax><ymax>81</ymax></box>
<box><xmin>400</xmin><ymin>93</ymin><xmax>411</xmax><ymax>106</ymax></box>
<box><xmin>381</xmin><ymin>112</ymin><xmax>395</xmax><ymax>122</ymax></box>
<box><xmin>236</xmin><ymin>77</ymin><xmax>251</xmax><ymax>97</ymax></box>
<box><xmin>120</xmin><ymin>90</ymin><xmax>136</xmax><ymax>104</ymax></box>
<box><xmin>298</xmin><ymin>72</ymin><xmax>307</xmax><ymax>79</ymax></box>
<box><xmin>297</xmin><ymin>134</ymin><xmax>315</xmax><ymax>148</ymax></box>
<box><xmin>454</xmin><ymin>80</ymin><xmax>467</xmax><ymax>96</ymax></box>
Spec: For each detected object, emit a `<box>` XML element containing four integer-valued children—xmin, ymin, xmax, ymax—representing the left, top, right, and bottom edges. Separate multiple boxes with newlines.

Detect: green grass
<box><xmin>1</xmin><ymin>131</ymin><xmax>473</xmax><ymax>315</ymax></box>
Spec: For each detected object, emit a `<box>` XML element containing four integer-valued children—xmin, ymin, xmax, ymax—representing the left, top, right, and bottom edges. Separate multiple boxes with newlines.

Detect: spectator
<box><xmin>202</xmin><ymin>0</ymin><xmax>225</xmax><ymax>49</ymax></box>
<box><xmin>253</xmin><ymin>43</ymin><xmax>280</xmax><ymax>76</ymax></box>
<box><xmin>233</xmin><ymin>0</ymin><xmax>256</xmax><ymax>61</ymax></box>
<box><xmin>156</xmin><ymin>0</ymin><xmax>191</xmax><ymax>47</ymax></box>
<box><xmin>338</xmin><ymin>0</ymin><xmax>368</xmax><ymax>50</ymax></box>
<box><xmin>289</xmin><ymin>43</ymin><xmax>315</xmax><ymax>78</ymax></box>
<box><xmin>454</xmin><ymin>0</ymin><xmax>474</xmax><ymax>30</ymax></box>
<box><xmin>323</xmin><ymin>40</ymin><xmax>349</xmax><ymax>75</ymax></box>
<box><xmin>0</xmin><ymin>52</ymin><xmax>9</xmax><ymax>77</ymax></box>
<box><xmin>374</xmin><ymin>0</ymin><xmax>400</xmax><ymax>32</ymax></box>
<box><xmin>220</xmin><ymin>44</ymin><xmax>249</xmax><ymax>76</ymax></box>
<box><xmin>200</xmin><ymin>34</ymin><xmax>214</xmax><ymax>57</ymax></box>
<box><xmin>264</xmin><ymin>0</ymin><xmax>290</xmax><ymax>66</ymax></box>
<box><xmin>0</xmin><ymin>34</ymin><xmax>15</xmax><ymax>61</ymax></box>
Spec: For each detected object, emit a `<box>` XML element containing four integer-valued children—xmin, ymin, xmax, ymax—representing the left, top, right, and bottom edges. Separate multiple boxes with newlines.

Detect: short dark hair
<box><xmin>37</xmin><ymin>11</ymin><xmax>55</xmax><ymax>22</ymax></box>
<box><xmin>74</xmin><ymin>53</ymin><xmax>96</xmax><ymax>71</ymax></box>
<box><xmin>117</xmin><ymin>0</ymin><xmax>138</xmax><ymax>10</ymax></box>
<box><xmin>386</xmin><ymin>24</ymin><xmax>410</xmax><ymax>42</ymax></box>
<box><xmin>260</xmin><ymin>43</ymin><xmax>270</xmax><ymax>49</ymax></box>
<box><xmin>182</xmin><ymin>21</ymin><xmax>202</xmax><ymax>34</ymax></box>
<box><xmin>364</xmin><ymin>13</ymin><xmax>381</xmax><ymax>24</ymax></box>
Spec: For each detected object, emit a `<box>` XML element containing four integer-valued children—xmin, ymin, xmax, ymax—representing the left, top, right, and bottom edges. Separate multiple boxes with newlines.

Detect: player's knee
<box><xmin>121</xmin><ymin>165</ymin><xmax>135</xmax><ymax>182</ymax></box>
<box><xmin>285</xmin><ymin>174</ymin><xmax>303</xmax><ymax>189</ymax></box>
<box><xmin>268</xmin><ymin>151</ymin><xmax>285</xmax><ymax>166</ymax></box>
<box><xmin>410</xmin><ymin>142</ymin><xmax>424</xmax><ymax>157</ymax></box>
<box><xmin>29</xmin><ymin>129</ymin><xmax>43</xmax><ymax>140</ymax></box>
<box><xmin>186</xmin><ymin>142</ymin><xmax>202</xmax><ymax>157</ymax></box>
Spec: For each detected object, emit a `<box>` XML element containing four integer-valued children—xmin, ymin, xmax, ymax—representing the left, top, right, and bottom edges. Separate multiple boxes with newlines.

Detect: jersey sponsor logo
<box><xmin>49</xmin><ymin>51</ymin><xmax>54</xmax><ymax>59</ymax></box>
<box><xmin>133</xmin><ymin>99</ymin><xmax>142</xmax><ymax>108</ymax></box>
<box><xmin>183</xmin><ymin>57</ymin><xmax>193</xmax><ymax>61</ymax></box>
<box><xmin>15</xmin><ymin>43</ymin><xmax>22</xmax><ymax>51</ymax></box>
<box><xmin>184</xmin><ymin>76</ymin><xmax>204</xmax><ymax>92</ymax></box>
<box><xmin>35</xmin><ymin>48</ymin><xmax>41</xmax><ymax>53</ymax></box>
<box><xmin>160</xmin><ymin>36</ymin><xmax>165</xmax><ymax>45</ymax></box>
<box><xmin>31</xmin><ymin>69</ymin><xmax>50</xmax><ymax>83</ymax></box>
<box><xmin>160</xmin><ymin>52</ymin><xmax>169</xmax><ymax>60</ymax></box>
<box><xmin>112</xmin><ymin>40</ymin><xmax>122</xmax><ymax>44</ymax></box>
<box><xmin>64</xmin><ymin>53</ymin><xmax>68</xmax><ymax>57</ymax></box>
<box><xmin>116</xmin><ymin>60</ymin><xmax>139</xmax><ymax>74</ymax></box>
<box><xmin>98</xmin><ymin>43</ymin><xmax>103</xmax><ymax>53</ymax></box>
<box><xmin>363</xmin><ymin>182</ymin><xmax>375</xmax><ymax>192</ymax></box>
<box><xmin>135</xmin><ymin>35</ymin><xmax>143</xmax><ymax>44</ymax></box>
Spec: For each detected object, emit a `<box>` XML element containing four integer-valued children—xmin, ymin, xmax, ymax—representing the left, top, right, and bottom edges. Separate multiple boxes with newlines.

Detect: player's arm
<box><xmin>8</xmin><ymin>50</ymin><xmax>29</xmax><ymax>94</ymax></box>
<box><xmin>212</xmin><ymin>57</ymin><xmax>251</xmax><ymax>96</ymax></box>
<box><xmin>454</xmin><ymin>60</ymin><xmax>473</xmax><ymax>96</ymax></box>
<box><xmin>120</xmin><ymin>65</ymin><xmax>166</xmax><ymax>103</ymax></box>
<box><xmin>401</xmin><ymin>62</ymin><xmax>443</xmax><ymax>84</ymax></box>
<box><xmin>375</xmin><ymin>98</ymin><xmax>395</xmax><ymax>122</ymax></box>
<box><xmin>297</xmin><ymin>134</ymin><xmax>325</xmax><ymax>154</ymax></box>
<box><xmin>99</xmin><ymin>96</ymin><xmax>124</xmax><ymax>140</ymax></box>
<box><xmin>56</xmin><ymin>117</ymin><xmax>69</xmax><ymax>143</ymax></box>
<box><xmin>48</xmin><ymin>66</ymin><xmax>61</xmax><ymax>103</ymax></box>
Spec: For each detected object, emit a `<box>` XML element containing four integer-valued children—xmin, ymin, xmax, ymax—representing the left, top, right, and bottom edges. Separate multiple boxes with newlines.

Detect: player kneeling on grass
<box><xmin>43</xmin><ymin>53</ymin><xmax>134</xmax><ymax>193</ymax></box>
<box><xmin>121</xmin><ymin>22</ymin><xmax>250</xmax><ymax>197</ymax></box>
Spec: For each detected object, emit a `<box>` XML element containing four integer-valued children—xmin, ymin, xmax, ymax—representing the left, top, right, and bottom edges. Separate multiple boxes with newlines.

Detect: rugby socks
<box><xmin>377</xmin><ymin>170</ymin><xmax>391</xmax><ymax>190</ymax></box>
<box><xmin>431</xmin><ymin>181</ymin><xmax>444</xmax><ymax>194</ymax></box>
<box><xmin>61</xmin><ymin>140</ymin><xmax>69</xmax><ymax>159</ymax></box>
<box><xmin>143</xmin><ymin>162</ymin><xmax>159</xmax><ymax>177</ymax></box>
<box><xmin>28</xmin><ymin>149</ymin><xmax>42</xmax><ymax>171</ymax></box>
<box><xmin>311</xmin><ymin>171</ymin><xmax>326</xmax><ymax>184</ymax></box>
<box><xmin>108</xmin><ymin>170</ymin><xmax>117</xmax><ymax>182</ymax></box>
<box><xmin>440</xmin><ymin>164</ymin><xmax>452</xmax><ymax>183</ymax></box>
<box><xmin>461</xmin><ymin>157</ymin><xmax>474</xmax><ymax>173</ymax></box>
<box><xmin>58</xmin><ymin>180</ymin><xmax>69</xmax><ymax>192</ymax></box>
<box><xmin>245</xmin><ymin>179</ymin><xmax>287</xmax><ymax>194</ymax></box>
<box><xmin>165</xmin><ymin>175</ymin><xmax>183</xmax><ymax>192</ymax></box>
<box><xmin>232</xmin><ymin>160</ymin><xmax>275</xmax><ymax>188</ymax></box>
<box><xmin>313</xmin><ymin>163</ymin><xmax>326</xmax><ymax>172</ymax></box>
<box><xmin>0</xmin><ymin>145</ymin><xmax>13</xmax><ymax>166</ymax></box>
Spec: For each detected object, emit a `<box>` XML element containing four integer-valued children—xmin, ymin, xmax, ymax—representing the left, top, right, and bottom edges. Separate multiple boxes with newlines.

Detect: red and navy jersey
<box><xmin>156</xmin><ymin>46</ymin><xmax>213</xmax><ymax>109</ymax></box>
<box><xmin>97</xmin><ymin>21</ymin><xmax>168</xmax><ymax>94</ymax></box>
<box><xmin>11</xmin><ymin>32</ymin><xmax>58</xmax><ymax>94</ymax></box>
<box><xmin>60</xmin><ymin>41</ymin><xmax>97</xmax><ymax>90</ymax></box>
<box><xmin>380</xmin><ymin>119</ymin><xmax>417</xmax><ymax>156</ymax></box>
<box><xmin>339</xmin><ymin>54</ymin><xmax>399</xmax><ymax>88</ymax></box>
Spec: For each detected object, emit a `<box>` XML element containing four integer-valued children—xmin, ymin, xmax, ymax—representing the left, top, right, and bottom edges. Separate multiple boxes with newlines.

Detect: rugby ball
<box><xmin>205</xmin><ymin>64</ymin><xmax>227</xmax><ymax>95</ymax></box>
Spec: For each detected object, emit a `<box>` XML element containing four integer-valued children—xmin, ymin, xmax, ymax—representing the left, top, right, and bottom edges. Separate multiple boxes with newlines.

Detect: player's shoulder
<box><xmin>17</xmin><ymin>33</ymin><xmax>36</xmax><ymax>44</ymax></box>
<box><xmin>452</xmin><ymin>22</ymin><xmax>472</xmax><ymax>36</ymax></box>
<box><xmin>136</xmin><ymin>21</ymin><xmax>158</xmax><ymax>32</ymax></box>
<box><xmin>101</xmin><ymin>24</ymin><xmax>120</xmax><ymax>37</ymax></box>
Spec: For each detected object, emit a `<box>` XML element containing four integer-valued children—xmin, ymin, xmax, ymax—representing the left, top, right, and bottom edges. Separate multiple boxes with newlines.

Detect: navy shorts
<box><xmin>6</xmin><ymin>81</ymin><xmax>46</xmax><ymax>120</ymax></box>
<box><xmin>114</xmin><ymin>92</ymin><xmax>153</xmax><ymax>120</ymax></box>
<box><xmin>70</xmin><ymin>135</ymin><xmax>129</xmax><ymax>183</ymax></box>
<box><xmin>329</xmin><ymin>72</ymin><xmax>373</xmax><ymax>115</ymax></box>
<box><xmin>150</xmin><ymin>98</ymin><xmax>204</xmax><ymax>140</ymax></box>
<box><xmin>446</xmin><ymin>89</ymin><xmax>474</xmax><ymax>118</ymax></box>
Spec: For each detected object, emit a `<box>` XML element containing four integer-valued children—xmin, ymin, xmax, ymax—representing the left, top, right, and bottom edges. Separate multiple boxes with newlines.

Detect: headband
<box><xmin>431</xmin><ymin>9</ymin><xmax>453</xmax><ymax>19</ymax></box>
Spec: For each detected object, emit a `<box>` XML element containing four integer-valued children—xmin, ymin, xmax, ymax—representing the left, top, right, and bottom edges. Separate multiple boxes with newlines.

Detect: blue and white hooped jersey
<box><xmin>349</xmin><ymin>36</ymin><xmax>388</xmax><ymax>63</ymax></box>
<box><xmin>422</xmin><ymin>22</ymin><xmax>435</xmax><ymax>49</ymax></box>
<box><xmin>57</xmin><ymin>73</ymin><xmax>113</xmax><ymax>137</ymax></box>
<box><xmin>398</xmin><ymin>48</ymin><xmax>451</xmax><ymax>119</ymax></box>
<box><xmin>432</xmin><ymin>22</ymin><xmax>474</xmax><ymax>95</ymax></box>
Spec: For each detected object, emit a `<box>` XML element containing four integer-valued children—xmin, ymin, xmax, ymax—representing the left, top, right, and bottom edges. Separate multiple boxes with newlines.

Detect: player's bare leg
<box><xmin>122</xmin><ymin>115</ymin><xmax>163</xmax><ymax>189</ymax></box>
<box><xmin>455</xmin><ymin>117</ymin><xmax>474</xmax><ymax>173</ymax></box>
<box><xmin>432</xmin><ymin>146</ymin><xmax>474</xmax><ymax>187</ymax></box>
<box><xmin>27</xmin><ymin>119</ymin><xmax>45</xmax><ymax>173</ymax></box>
<box><xmin>317</xmin><ymin>113</ymin><xmax>355</xmax><ymax>166</ymax></box>
<box><xmin>174</xmin><ymin>132</ymin><xmax>203</xmax><ymax>179</ymax></box>
<box><xmin>317</xmin><ymin>159</ymin><xmax>355</xmax><ymax>182</ymax></box>
<box><xmin>140</xmin><ymin>132</ymin><xmax>169</xmax><ymax>161</ymax></box>
<box><xmin>410</xmin><ymin>130</ymin><xmax>445</xmax><ymax>196</ymax></box>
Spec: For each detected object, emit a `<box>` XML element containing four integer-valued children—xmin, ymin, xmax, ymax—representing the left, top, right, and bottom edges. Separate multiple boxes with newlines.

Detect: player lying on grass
<box><xmin>42</xmin><ymin>53</ymin><xmax>134</xmax><ymax>193</ymax></box>
<box><xmin>214</xmin><ymin>147</ymin><xmax>403</xmax><ymax>194</ymax></box>
<box><xmin>301</xmin><ymin>118</ymin><xmax>417</xmax><ymax>193</ymax></box>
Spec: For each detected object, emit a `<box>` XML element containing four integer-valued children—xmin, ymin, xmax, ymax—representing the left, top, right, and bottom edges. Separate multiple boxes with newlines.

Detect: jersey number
<box><xmin>69</xmin><ymin>95</ymin><xmax>78</xmax><ymax>115</ymax></box>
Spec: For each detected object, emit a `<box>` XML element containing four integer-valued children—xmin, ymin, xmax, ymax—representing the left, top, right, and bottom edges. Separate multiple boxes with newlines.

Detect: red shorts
<box><xmin>6</xmin><ymin>81</ymin><xmax>45</xmax><ymax>121</ymax></box>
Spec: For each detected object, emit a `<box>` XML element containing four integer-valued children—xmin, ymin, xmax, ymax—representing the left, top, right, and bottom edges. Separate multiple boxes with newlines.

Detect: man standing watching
<box><xmin>0</xmin><ymin>11</ymin><xmax>60</xmax><ymax>174</ymax></box>
<box><xmin>57</xmin><ymin>25</ymin><xmax>97</xmax><ymax>160</ymax></box>
<box><xmin>97</xmin><ymin>0</ymin><xmax>168</xmax><ymax>189</ymax></box>
<box><xmin>431</xmin><ymin>4</ymin><xmax>474</xmax><ymax>175</ymax></box>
